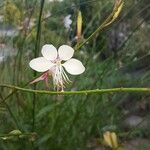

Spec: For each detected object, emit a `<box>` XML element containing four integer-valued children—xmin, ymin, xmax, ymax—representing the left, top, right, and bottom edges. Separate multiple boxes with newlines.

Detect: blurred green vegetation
<box><xmin>0</xmin><ymin>0</ymin><xmax>149</xmax><ymax>149</ymax></box>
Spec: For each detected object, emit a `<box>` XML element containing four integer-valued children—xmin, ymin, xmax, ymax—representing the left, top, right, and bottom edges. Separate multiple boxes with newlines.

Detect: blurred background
<box><xmin>0</xmin><ymin>0</ymin><xmax>149</xmax><ymax>149</ymax></box>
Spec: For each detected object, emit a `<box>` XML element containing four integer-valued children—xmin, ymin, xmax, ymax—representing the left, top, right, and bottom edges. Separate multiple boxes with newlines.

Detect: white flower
<box><xmin>29</xmin><ymin>44</ymin><xmax>85</xmax><ymax>91</ymax></box>
<box><xmin>63</xmin><ymin>15</ymin><xmax>72</xmax><ymax>29</ymax></box>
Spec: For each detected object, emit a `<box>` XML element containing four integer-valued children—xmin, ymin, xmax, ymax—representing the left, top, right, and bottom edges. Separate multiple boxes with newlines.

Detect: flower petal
<box><xmin>58</xmin><ymin>45</ymin><xmax>74</xmax><ymax>60</ymax></box>
<box><xmin>41</xmin><ymin>44</ymin><xmax>57</xmax><ymax>60</ymax></box>
<box><xmin>62</xmin><ymin>58</ymin><xmax>85</xmax><ymax>75</ymax></box>
<box><xmin>29</xmin><ymin>57</ymin><xmax>55</xmax><ymax>72</ymax></box>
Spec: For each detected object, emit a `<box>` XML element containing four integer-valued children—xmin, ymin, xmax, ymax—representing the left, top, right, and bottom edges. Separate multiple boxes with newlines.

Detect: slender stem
<box><xmin>0</xmin><ymin>84</ymin><xmax>150</xmax><ymax>95</ymax></box>
<box><xmin>118</xmin><ymin>14</ymin><xmax>149</xmax><ymax>52</ymax></box>
<box><xmin>32</xmin><ymin>0</ymin><xmax>45</xmax><ymax>132</ymax></box>
<box><xmin>1</xmin><ymin>72</ymin><xmax>45</xmax><ymax>104</ymax></box>
<box><xmin>75</xmin><ymin>0</ymin><xmax>124</xmax><ymax>50</ymax></box>
<box><xmin>0</xmin><ymin>94</ymin><xmax>20</xmax><ymax>129</ymax></box>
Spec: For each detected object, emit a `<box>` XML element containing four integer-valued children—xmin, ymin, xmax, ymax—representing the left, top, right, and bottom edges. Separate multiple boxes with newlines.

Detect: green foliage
<box><xmin>0</xmin><ymin>0</ymin><xmax>149</xmax><ymax>149</ymax></box>
<box><xmin>4</xmin><ymin>0</ymin><xmax>22</xmax><ymax>26</ymax></box>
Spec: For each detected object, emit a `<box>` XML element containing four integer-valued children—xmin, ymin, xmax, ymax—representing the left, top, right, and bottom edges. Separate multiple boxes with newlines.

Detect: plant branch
<box><xmin>75</xmin><ymin>0</ymin><xmax>124</xmax><ymax>50</ymax></box>
<box><xmin>0</xmin><ymin>84</ymin><xmax>149</xmax><ymax>96</ymax></box>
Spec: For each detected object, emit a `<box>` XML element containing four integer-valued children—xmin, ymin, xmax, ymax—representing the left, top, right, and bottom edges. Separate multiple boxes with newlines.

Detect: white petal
<box><xmin>58</xmin><ymin>45</ymin><xmax>74</xmax><ymax>60</ymax></box>
<box><xmin>29</xmin><ymin>57</ymin><xmax>55</xmax><ymax>72</ymax></box>
<box><xmin>41</xmin><ymin>44</ymin><xmax>57</xmax><ymax>60</ymax></box>
<box><xmin>62</xmin><ymin>58</ymin><xmax>85</xmax><ymax>75</ymax></box>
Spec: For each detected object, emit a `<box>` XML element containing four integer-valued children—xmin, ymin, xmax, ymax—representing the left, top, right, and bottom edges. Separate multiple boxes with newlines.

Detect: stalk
<box><xmin>0</xmin><ymin>84</ymin><xmax>150</xmax><ymax>95</ymax></box>
<box><xmin>32</xmin><ymin>0</ymin><xmax>45</xmax><ymax>132</ymax></box>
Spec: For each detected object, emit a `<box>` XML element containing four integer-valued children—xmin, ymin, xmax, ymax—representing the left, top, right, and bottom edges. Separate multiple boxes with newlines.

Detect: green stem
<box><xmin>1</xmin><ymin>73</ymin><xmax>45</xmax><ymax>103</ymax></box>
<box><xmin>0</xmin><ymin>94</ymin><xmax>20</xmax><ymax>129</ymax></box>
<box><xmin>32</xmin><ymin>0</ymin><xmax>45</xmax><ymax>132</ymax></box>
<box><xmin>75</xmin><ymin>0</ymin><xmax>124</xmax><ymax>50</ymax></box>
<box><xmin>0</xmin><ymin>84</ymin><xmax>149</xmax><ymax>95</ymax></box>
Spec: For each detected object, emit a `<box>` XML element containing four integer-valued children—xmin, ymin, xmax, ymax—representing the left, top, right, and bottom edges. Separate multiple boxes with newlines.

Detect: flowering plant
<box><xmin>29</xmin><ymin>44</ymin><xmax>85</xmax><ymax>91</ymax></box>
